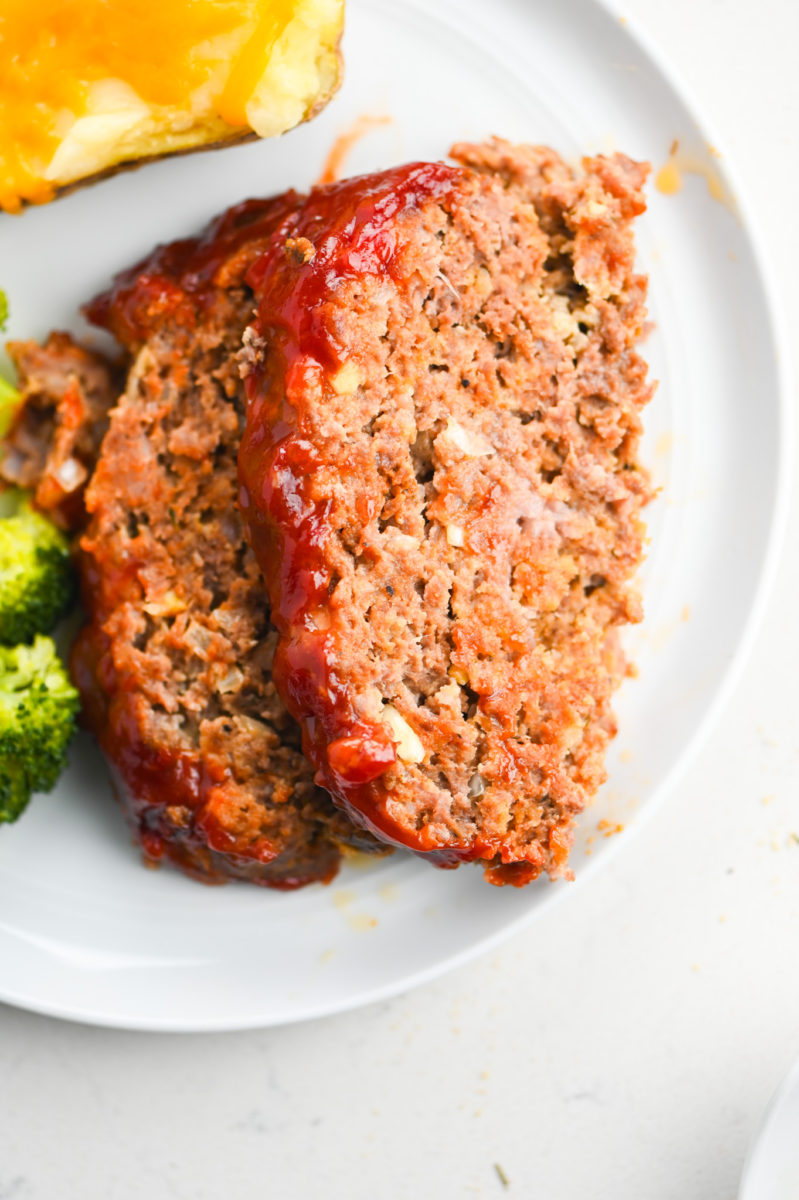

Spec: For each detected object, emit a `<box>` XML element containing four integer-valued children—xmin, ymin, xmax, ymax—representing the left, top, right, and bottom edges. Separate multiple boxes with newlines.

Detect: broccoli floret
<box><xmin>0</xmin><ymin>634</ymin><xmax>79</xmax><ymax>823</ymax></box>
<box><xmin>0</xmin><ymin>287</ymin><xmax>18</xmax><ymax>432</ymax></box>
<box><xmin>0</xmin><ymin>374</ymin><xmax>20</xmax><ymax>437</ymax></box>
<box><xmin>0</xmin><ymin>490</ymin><xmax>75</xmax><ymax>644</ymax></box>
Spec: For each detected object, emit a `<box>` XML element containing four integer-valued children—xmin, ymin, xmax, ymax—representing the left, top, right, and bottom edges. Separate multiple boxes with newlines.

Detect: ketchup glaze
<box><xmin>237</xmin><ymin>162</ymin><xmax>497</xmax><ymax>865</ymax></box>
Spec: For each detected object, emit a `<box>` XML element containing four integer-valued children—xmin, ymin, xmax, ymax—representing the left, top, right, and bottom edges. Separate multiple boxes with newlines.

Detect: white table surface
<box><xmin>2</xmin><ymin>2</ymin><xmax>798</xmax><ymax>1196</ymax></box>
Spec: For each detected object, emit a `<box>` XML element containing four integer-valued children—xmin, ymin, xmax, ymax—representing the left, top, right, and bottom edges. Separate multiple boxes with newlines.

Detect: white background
<box><xmin>2</xmin><ymin>0</ymin><xmax>799</xmax><ymax>1196</ymax></box>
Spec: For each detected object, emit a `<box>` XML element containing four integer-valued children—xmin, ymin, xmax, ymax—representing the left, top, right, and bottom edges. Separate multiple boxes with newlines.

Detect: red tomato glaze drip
<box><xmin>239</xmin><ymin>161</ymin><xmax>474</xmax><ymax>865</ymax></box>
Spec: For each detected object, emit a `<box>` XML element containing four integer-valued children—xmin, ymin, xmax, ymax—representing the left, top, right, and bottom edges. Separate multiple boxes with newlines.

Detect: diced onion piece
<box><xmin>216</xmin><ymin>665</ymin><xmax>245</xmax><ymax>694</ymax></box>
<box><xmin>442</xmin><ymin>418</ymin><xmax>492</xmax><ymax>458</ymax></box>
<box><xmin>143</xmin><ymin>589</ymin><xmax>187</xmax><ymax>617</ymax></box>
<box><xmin>330</xmin><ymin>360</ymin><xmax>363</xmax><ymax>395</ymax></box>
<box><xmin>381</xmin><ymin>704</ymin><xmax>425</xmax><ymax>764</ymax></box>
<box><xmin>53</xmin><ymin>456</ymin><xmax>86</xmax><ymax>492</ymax></box>
<box><xmin>468</xmin><ymin>773</ymin><xmax>486</xmax><ymax>798</ymax></box>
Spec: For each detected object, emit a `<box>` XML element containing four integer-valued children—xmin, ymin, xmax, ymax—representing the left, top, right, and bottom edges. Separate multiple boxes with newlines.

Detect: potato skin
<box><xmin>35</xmin><ymin>129</ymin><xmax>259</xmax><ymax>209</ymax></box>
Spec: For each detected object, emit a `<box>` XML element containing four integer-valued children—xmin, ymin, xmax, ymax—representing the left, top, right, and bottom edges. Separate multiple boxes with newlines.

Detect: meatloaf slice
<box><xmin>72</xmin><ymin>195</ymin><xmax>382</xmax><ymax>888</ymax></box>
<box><xmin>1</xmin><ymin>332</ymin><xmax>121</xmax><ymax>531</ymax></box>
<box><xmin>238</xmin><ymin>140</ymin><xmax>653</xmax><ymax>885</ymax></box>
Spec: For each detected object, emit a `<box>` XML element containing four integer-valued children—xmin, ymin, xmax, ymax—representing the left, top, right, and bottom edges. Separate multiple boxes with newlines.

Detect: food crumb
<box><xmin>681</xmin><ymin>604</ymin><xmax>691</xmax><ymax>622</ymax></box>
<box><xmin>319</xmin><ymin>948</ymin><xmax>336</xmax><ymax>963</ymax></box>
<box><xmin>655</xmin><ymin>160</ymin><xmax>682</xmax><ymax>196</ymax></box>
<box><xmin>348</xmin><ymin>913</ymin><xmax>378</xmax><ymax>932</ymax></box>
<box><xmin>332</xmin><ymin>889</ymin><xmax>354</xmax><ymax>909</ymax></box>
<box><xmin>494</xmin><ymin>1162</ymin><xmax>510</xmax><ymax>1189</ymax></box>
<box><xmin>655</xmin><ymin>138</ymin><xmax>735</xmax><ymax>210</ymax></box>
<box><xmin>619</xmin><ymin>748</ymin><xmax>633</xmax><ymax>763</ymax></box>
<box><xmin>379</xmin><ymin>883</ymin><xmax>398</xmax><ymax>903</ymax></box>
<box><xmin>597</xmin><ymin>819</ymin><xmax>625</xmax><ymax>838</ymax></box>
<box><xmin>284</xmin><ymin>236</ymin><xmax>316</xmax><ymax>265</ymax></box>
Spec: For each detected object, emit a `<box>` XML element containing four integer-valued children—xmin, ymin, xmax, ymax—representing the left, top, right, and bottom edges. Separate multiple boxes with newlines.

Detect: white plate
<box><xmin>740</xmin><ymin>1058</ymin><xmax>799</xmax><ymax>1199</ymax></box>
<box><xmin>0</xmin><ymin>0</ymin><xmax>789</xmax><ymax>1031</ymax></box>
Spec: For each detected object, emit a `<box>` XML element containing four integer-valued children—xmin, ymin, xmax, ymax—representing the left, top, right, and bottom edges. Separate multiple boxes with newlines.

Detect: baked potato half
<box><xmin>1</xmin><ymin>0</ymin><xmax>344</xmax><ymax>214</ymax></box>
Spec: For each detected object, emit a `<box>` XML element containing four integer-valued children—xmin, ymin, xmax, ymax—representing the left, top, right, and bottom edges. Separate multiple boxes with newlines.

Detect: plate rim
<box><xmin>739</xmin><ymin>1054</ymin><xmax>799</xmax><ymax>1198</ymax></box>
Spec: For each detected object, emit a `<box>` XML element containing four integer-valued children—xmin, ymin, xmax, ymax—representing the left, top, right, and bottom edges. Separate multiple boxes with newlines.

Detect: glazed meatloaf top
<box><xmin>70</xmin><ymin>195</ymin><xmax>382</xmax><ymax>888</ymax></box>
<box><xmin>238</xmin><ymin>140</ymin><xmax>653</xmax><ymax>885</ymax></box>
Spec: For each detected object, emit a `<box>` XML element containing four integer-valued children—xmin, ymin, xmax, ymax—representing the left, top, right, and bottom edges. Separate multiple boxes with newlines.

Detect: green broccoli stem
<box><xmin>0</xmin><ymin>375</ymin><xmax>20</xmax><ymax>438</ymax></box>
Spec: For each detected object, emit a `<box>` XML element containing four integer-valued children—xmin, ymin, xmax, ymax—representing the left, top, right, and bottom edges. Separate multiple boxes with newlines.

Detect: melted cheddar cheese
<box><xmin>0</xmin><ymin>0</ymin><xmax>342</xmax><ymax>213</ymax></box>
